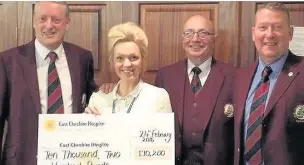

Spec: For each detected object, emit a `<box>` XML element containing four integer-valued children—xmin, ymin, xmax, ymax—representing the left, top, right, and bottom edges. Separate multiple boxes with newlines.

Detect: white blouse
<box><xmin>88</xmin><ymin>80</ymin><xmax>172</xmax><ymax>114</ymax></box>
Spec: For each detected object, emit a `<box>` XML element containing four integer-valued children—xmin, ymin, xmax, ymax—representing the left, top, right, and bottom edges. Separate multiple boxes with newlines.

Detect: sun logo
<box><xmin>44</xmin><ymin>120</ymin><xmax>57</xmax><ymax>132</ymax></box>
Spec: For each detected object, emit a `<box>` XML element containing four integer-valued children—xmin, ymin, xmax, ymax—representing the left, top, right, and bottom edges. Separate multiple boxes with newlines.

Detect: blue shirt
<box><xmin>243</xmin><ymin>54</ymin><xmax>288</xmax><ymax>165</ymax></box>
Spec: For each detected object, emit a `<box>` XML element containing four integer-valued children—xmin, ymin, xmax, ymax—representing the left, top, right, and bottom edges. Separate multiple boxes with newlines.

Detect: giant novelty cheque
<box><xmin>37</xmin><ymin>114</ymin><xmax>175</xmax><ymax>165</ymax></box>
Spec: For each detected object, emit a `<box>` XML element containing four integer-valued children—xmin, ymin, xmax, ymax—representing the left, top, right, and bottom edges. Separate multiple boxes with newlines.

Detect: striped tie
<box><xmin>47</xmin><ymin>52</ymin><xmax>64</xmax><ymax>114</ymax></box>
<box><xmin>244</xmin><ymin>66</ymin><xmax>272</xmax><ymax>165</ymax></box>
<box><xmin>191</xmin><ymin>67</ymin><xmax>202</xmax><ymax>94</ymax></box>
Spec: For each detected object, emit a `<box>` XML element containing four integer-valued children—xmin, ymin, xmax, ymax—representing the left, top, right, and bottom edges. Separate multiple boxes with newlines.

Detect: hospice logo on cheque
<box><xmin>43</xmin><ymin>119</ymin><xmax>57</xmax><ymax>132</ymax></box>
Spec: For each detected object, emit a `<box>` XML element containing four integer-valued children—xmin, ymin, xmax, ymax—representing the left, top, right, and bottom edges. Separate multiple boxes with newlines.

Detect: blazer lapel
<box><xmin>172</xmin><ymin>60</ymin><xmax>187</xmax><ymax>126</ymax></box>
<box><xmin>197</xmin><ymin>59</ymin><xmax>224</xmax><ymax>131</ymax></box>
<box><xmin>236</xmin><ymin>62</ymin><xmax>258</xmax><ymax>136</ymax></box>
<box><xmin>18</xmin><ymin>41</ymin><xmax>41</xmax><ymax>113</ymax></box>
<box><xmin>264</xmin><ymin>52</ymin><xmax>301</xmax><ymax>118</ymax></box>
<box><xmin>63</xmin><ymin>42</ymin><xmax>81</xmax><ymax>113</ymax></box>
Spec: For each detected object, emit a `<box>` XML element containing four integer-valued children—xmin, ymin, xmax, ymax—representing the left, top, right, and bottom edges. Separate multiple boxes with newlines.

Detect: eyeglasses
<box><xmin>182</xmin><ymin>29</ymin><xmax>215</xmax><ymax>39</ymax></box>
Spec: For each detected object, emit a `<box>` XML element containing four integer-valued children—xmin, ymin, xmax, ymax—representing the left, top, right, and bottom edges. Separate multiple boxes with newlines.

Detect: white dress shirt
<box><xmin>35</xmin><ymin>39</ymin><xmax>73</xmax><ymax>114</ymax></box>
<box><xmin>88</xmin><ymin>80</ymin><xmax>172</xmax><ymax>114</ymax></box>
<box><xmin>187</xmin><ymin>57</ymin><xmax>212</xmax><ymax>87</ymax></box>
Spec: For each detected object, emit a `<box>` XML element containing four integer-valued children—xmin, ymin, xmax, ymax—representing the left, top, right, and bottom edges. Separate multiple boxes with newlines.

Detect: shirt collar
<box><xmin>257</xmin><ymin>52</ymin><xmax>288</xmax><ymax>78</ymax></box>
<box><xmin>111</xmin><ymin>79</ymin><xmax>143</xmax><ymax>100</ymax></box>
<box><xmin>187</xmin><ymin>56</ymin><xmax>212</xmax><ymax>76</ymax></box>
<box><xmin>35</xmin><ymin>39</ymin><xmax>64</xmax><ymax>60</ymax></box>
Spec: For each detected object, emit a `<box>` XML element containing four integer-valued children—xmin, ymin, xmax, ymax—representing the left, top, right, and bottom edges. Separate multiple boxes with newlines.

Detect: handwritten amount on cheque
<box><xmin>44</xmin><ymin>148</ymin><xmax>169</xmax><ymax>165</ymax></box>
<box><xmin>42</xmin><ymin>129</ymin><xmax>172</xmax><ymax>165</ymax></box>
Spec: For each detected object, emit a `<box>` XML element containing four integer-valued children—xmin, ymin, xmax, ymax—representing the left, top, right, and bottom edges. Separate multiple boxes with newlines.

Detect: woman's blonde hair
<box><xmin>107</xmin><ymin>22</ymin><xmax>148</xmax><ymax>61</ymax></box>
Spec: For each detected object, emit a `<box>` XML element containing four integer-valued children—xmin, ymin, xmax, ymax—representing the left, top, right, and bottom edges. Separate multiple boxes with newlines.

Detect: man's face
<box><xmin>252</xmin><ymin>9</ymin><xmax>293</xmax><ymax>64</ymax></box>
<box><xmin>33</xmin><ymin>2</ymin><xmax>70</xmax><ymax>50</ymax></box>
<box><xmin>182</xmin><ymin>16</ymin><xmax>215</xmax><ymax>60</ymax></box>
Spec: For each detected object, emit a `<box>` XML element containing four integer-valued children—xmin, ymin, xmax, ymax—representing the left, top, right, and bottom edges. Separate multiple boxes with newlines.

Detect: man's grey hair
<box><xmin>257</xmin><ymin>2</ymin><xmax>291</xmax><ymax>26</ymax></box>
<box><xmin>34</xmin><ymin>1</ymin><xmax>70</xmax><ymax>17</ymax></box>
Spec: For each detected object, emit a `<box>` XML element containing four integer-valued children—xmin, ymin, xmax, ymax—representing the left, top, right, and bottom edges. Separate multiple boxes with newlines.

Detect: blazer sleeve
<box><xmin>0</xmin><ymin>56</ymin><xmax>8</xmax><ymax>155</ymax></box>
<box><xmin>155</xmin><ymin>88</ymin><xmax>172</xmax><ymax>113</ymax></box>
<box><xmin>155</xmin><ymin>70</ymin><xmax>164</xmax><ymax>88</ymax></box>
<box><xmin>85</xmin><ymin>51</ymin><xmax>97</xmax><ymax>103</ymax></box>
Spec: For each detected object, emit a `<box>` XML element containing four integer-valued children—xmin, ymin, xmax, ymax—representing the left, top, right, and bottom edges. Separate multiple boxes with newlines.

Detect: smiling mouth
<box><xmin>264</xmin><ymin>42</ymin><xmax>277</xmax><ymax>47</ymax></box>
<box><xmin>121</xmin><ymin>70</ymin><xmax>134</xmax><ymax>74</ymax></box>
<box><xmin>43</xmin><ymin>32</ymin><xmax>56</xmax><ymax>37</ymax></box>
<box><xmin>190</xmin><ymin>45</ymin><xmax>203</xmax><ymax>49</ymax></box>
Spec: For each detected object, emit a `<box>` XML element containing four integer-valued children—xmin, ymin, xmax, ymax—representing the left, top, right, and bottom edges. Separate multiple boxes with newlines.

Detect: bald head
<box><xmin>184</xmin><ymin>15</ymin><xmax>214</xmax><ymax>33</ymax></box>
<box><xmin>182</xmin><ymin>15</ymin><xmax>216</xmax><ymax>66</ymax></box>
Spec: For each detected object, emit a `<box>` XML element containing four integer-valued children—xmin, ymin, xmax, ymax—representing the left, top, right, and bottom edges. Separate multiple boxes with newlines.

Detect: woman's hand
<box><xmin>84</xmin><ymin>107</ymin><xmax>101</xmax><ymax>115</ymax></box>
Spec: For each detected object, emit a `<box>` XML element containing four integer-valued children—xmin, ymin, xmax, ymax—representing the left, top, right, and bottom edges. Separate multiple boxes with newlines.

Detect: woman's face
<box><xmin>112</xmin><ymin>41</ymin><xmax>143</xmax><ymax>82</ymax></box>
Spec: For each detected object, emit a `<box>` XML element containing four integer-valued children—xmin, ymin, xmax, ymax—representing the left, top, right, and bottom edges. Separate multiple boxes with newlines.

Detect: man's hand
<box><xmin>99</xmin><ymin>83</ymin><xmax>116</xmax><ymax>94</ymax></box>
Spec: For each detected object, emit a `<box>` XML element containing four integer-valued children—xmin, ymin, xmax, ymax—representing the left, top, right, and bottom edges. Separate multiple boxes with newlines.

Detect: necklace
<box><xmin>112</xmin><ymin>89</ymin><xmax>141</xmax><ymax>113</ymax></box>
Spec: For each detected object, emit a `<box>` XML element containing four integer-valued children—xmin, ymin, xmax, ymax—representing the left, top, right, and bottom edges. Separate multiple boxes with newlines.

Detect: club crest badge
<box><xmin>293</xmin><ymin>105</ymin><xmax>304</xmax><ymax>122</ymax></box>
<box><xmin>224</xmin><ymin>103</ymin><xmax>234</xmax><ymax>118</ymax></box>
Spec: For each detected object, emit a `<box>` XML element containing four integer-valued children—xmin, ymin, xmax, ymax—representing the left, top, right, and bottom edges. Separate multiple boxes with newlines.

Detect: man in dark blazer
<box><xmin>233</xmin><ymin>2</ymin><xmax>304</xmax><ymax>165</ymax></box>
<box><xmin>155</xmin><ymin>15</ymin><xmax>235</xmax><ymax>165</ymax></box>
<box><xmin>0</xmin><ymin>2</ymin><xmax>96</xmax><ymax>165</ymax></box>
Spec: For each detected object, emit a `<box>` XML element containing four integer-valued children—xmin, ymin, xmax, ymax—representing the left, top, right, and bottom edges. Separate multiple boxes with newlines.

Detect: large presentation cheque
<box><xmin>37</xmin><ymin>114</ymin><xmax>175</xmax><ymax>165</ymax></box>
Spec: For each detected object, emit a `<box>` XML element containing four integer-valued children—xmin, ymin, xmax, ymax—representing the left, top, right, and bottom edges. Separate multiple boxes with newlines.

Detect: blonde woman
<box><xmin>85</xmin><ymin>22</ymin><xmax>172</xmax><ymax>114</ymax></box>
